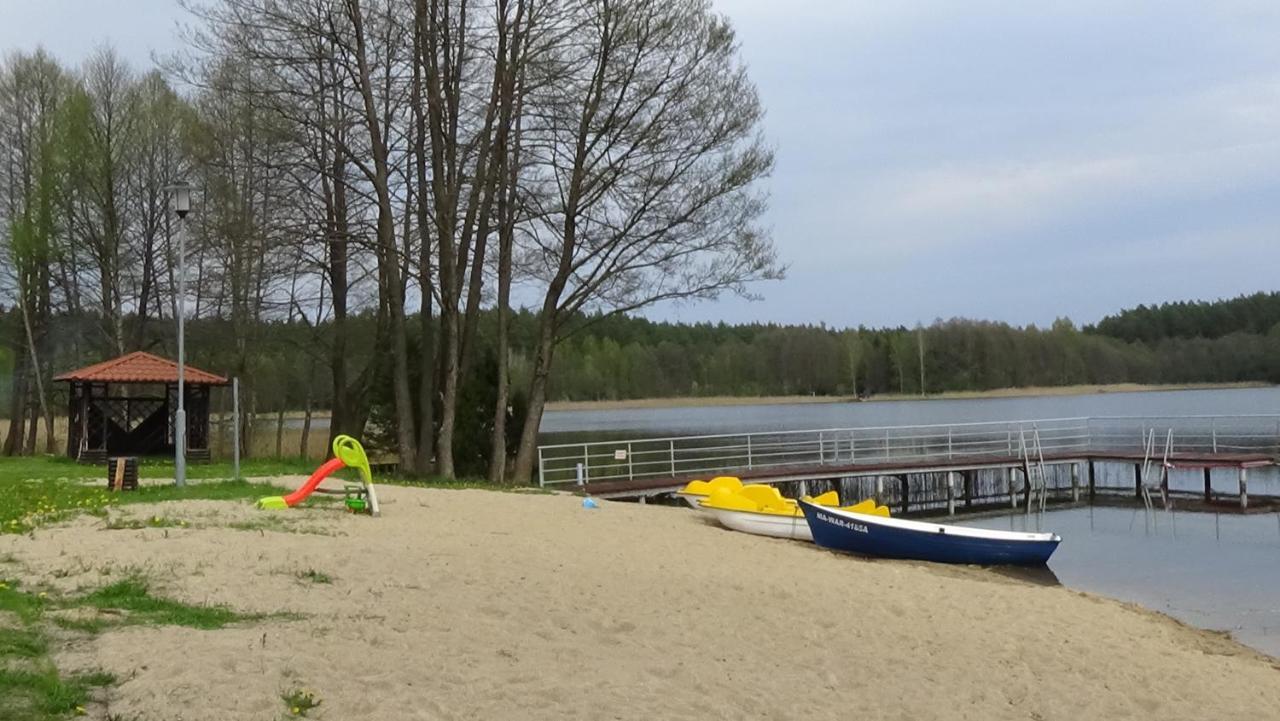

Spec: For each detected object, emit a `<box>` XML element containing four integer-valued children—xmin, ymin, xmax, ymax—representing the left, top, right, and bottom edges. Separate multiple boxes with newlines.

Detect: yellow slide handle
<box><xmin>333</xmin><ymin>435</ymin><xmax>372</xmax><ymax>484</ymax></box>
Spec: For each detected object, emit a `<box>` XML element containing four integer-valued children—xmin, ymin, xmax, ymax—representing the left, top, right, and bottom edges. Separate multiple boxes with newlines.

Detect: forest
<box><xmin>3</xmin><ymin>2</ymin><xmax>1277</xmax><ymax>479</ymax></box>
<box><xmin>0</xmin><ymin>0</ymin><xmax>779</xmax><ymax>480</ymax></box>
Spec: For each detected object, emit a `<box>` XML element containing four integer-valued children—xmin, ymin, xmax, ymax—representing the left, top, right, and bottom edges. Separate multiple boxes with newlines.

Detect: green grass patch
<box><xmin>226</xmin><ymin>517</ymin><xmax>336</xmax><ymax>536</ymax></box>
<box><xmin>0</xmin><ymin>455</ymin><xmax>318</xmax><ymax>484</ymax></box>
<box><xmin>0</xmin><ymin>580</ymin><xmax>47</xmax><ymax>624</ymax></box>
<box><xmin>0</xmin><ymin>564</ymin><xmax>284</xmax><ymax>720</ymax></box>
<box><xmin>81</xmin><ymin>577</ymin><xmax>263</xmax><ymax>631</ymax></box>
<box><xmin>0</xmin><ymin>580</ymin><xmax>116</xmax><ymax>721</ymax></box>
<box><xmin>0</xmin><ymin>664</ymin><xmax>114</xmax><ymax>721</ymax></box>
<box><xmin>103</xmin><ymin>516</ymin><xmax>189</xmax><ymax>531</ymax></box>
<box><xmin>294</xmin><ymin>569</ymin><xmax>332</xmax><ymax>585</ymax></box>
<box><xmin>0</xmin><ymin>626</ymin><xmax>47</xmax><ymax>658</ymax></box>
<box><xmin>0</xmin><ymin>469</ymin><xmax>286</xmax><ymax>535</ymax></box>
<box><xmin>281</xmin><ymin>687</ymin><xmax>322</xmax><ymax>717</ymax></box>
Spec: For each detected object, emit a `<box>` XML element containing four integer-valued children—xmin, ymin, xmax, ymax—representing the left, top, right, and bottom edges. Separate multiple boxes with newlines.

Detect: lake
<box><xmin>541</xmin><ymin>386</ymin><xmax>1280</xmax><ymax>441</ymax></box>
<box><xmin>544</xmin><ymin>387</ymin><xmax>1280</xmax><ymax>659</ymax></box>
<box><xmin>961</xmin><ymin>506</ymin><xmax>1280</xmax><ymax>659</ymax></box>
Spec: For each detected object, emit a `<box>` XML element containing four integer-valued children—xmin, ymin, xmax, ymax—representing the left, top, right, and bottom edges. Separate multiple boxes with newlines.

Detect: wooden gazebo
<box><xmin>55</xmin><ymin>351</ymin><xmax>229</xmax><ymax>463</ymax></box>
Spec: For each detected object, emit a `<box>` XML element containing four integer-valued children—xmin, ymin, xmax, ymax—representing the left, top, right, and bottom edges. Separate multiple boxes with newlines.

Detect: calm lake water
<box><xmin>545</xmin><ymin>387</ymin><xmax>1280</xmax><ymax>658</ymax></box>
<box><xmin>961</xmin><ymin>506</ymin><xmax>1280</xmax><ymax>659</ymax></box>
<box><xmin>541</xmin><ymin>386</ymin><xmax>1280</xmax><ymax>441</ymax></box>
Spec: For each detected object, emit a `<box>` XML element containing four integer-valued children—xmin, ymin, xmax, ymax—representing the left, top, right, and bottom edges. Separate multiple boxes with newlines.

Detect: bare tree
<box><xmin>509</xmin><ymin>0</ymin><xmax>780</xmax><ymax>482</ymax></box>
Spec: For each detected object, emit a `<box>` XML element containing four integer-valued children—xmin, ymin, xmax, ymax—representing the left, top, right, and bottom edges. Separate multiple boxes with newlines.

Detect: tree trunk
<box><xmin>3</xmin><ymin>355</ymin><xmax>29</xmax><ymax>456</ymax></box>
<box><xmin>512</xmin><ymin>323</ymin><xmax>556</xmax><ymax>485</ymax></box>
<box><xmin>346</xmin><ymin>0</ymin><xmax>418</xmax><ymax>470</ymax></box>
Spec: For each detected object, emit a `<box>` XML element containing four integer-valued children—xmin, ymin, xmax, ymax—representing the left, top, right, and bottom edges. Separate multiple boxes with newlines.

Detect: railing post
<box><xmin>583</xmin><ymin>446</ymin><xmax>589</xmax><ymax>482</ymax></box>
<box><xmin>946</xmin><ymin>472</ymin><xmax>955</xmax><ymax>515</ymax></box>
<box><xmin>1212</xmin><ymin>418</ymin><xmax>1218</xmax><ymax>453</ymax></box>
<box><xmin>947</xmin><ymin>428</ymin><xmax>953</xmax><ymax>460</ymax></box>
<box><xmin>747</xmin><ymin>434</ymin><xmax>753</xmax><ymax>470</ymax></box>
<box><xmin>537</xmin><ymin>446</ymin><xmax>546</xmax><ymax>487</ymax></box>
<box><xmin>884</xmin><ymin>429</ymin><xmax>890</xmax><ymax>461</ymax></box>
<box><xmin>819</xmin><ymin>431</ymin><xmax>825</xmax><ymax>465</ymax></box>
<box><xmin>850</xmin><ymin>431</ymin><xmax>856</xmax><ymax>463</ymax></box>
<box><xmin>669</xmin><ymin>440</ymin><xmax>676</xmax><ymax>476</ymax></box>
<box><xmin>627</xmin><ymin>442</ymin><xmax>634</xmax><ymax>480</ymax></box>
<box><xmin>1239</xmin><ymin>467</ymin><xmax>1248</xmax><ymax>511</ymax></box>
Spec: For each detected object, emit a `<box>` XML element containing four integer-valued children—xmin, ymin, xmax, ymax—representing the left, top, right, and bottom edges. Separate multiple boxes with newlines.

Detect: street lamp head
<box><xmin>166</xmin><ymin>181</ymin><xmax>192</xmax><ymax>219</ymax></box>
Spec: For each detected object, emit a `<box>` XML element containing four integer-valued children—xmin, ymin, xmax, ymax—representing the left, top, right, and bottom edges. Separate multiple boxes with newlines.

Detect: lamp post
<box><xmin>167</xmin><ymin>181</ymin><xmax>191</xmax><ymax>487</ymax></box>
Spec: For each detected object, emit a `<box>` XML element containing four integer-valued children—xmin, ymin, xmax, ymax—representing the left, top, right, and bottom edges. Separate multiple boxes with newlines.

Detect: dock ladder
<box><xmin>1018</xmin><ymin>427</ymin><xmax>1049</xmax><ymax>515</ymax></box>
<box><xmin>1140</xmin><ymin>429</ymin><xmax>1172</xmax><ymax>511</ymax></box>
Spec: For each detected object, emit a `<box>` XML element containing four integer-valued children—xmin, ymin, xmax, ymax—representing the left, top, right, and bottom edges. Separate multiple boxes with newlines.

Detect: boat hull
<box><xmin>675</xmin><ymin>492</ymin><xmax>707</xmax><ymax>511</ymax></box>
<box><xmin>799</xmin><ymin>500</ymin><xmax>1059</xmax><ymax>566</ymax></box>
<box><xmin>705</xmin><ymin>507</ymin><xmax>813</xmax><ymax>541</ymax></box>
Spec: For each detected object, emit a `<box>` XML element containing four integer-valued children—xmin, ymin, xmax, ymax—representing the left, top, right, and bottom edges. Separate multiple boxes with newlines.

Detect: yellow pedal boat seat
<box><xmin>679</xmin><ymin>476</ymin><xmax>744</xmax><ymax>497</ymax></box>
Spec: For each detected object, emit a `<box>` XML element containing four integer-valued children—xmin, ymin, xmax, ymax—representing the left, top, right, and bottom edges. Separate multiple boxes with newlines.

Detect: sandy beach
<box><xmin>2</xmin><ymin>482</ymin><xmax>1279</xmax><ymax>720</ymax></box>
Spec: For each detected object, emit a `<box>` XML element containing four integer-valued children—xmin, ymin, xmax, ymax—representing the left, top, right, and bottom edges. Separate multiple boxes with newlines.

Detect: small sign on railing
<box><xmin>614</xmin><ymin>449</ymin><xmax>627</xmax><ymax>460</ymax></box>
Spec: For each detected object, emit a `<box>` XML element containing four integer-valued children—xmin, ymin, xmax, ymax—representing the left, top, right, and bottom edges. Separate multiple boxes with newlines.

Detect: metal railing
<box><xmin>536</xmin><ymin>414</ymin><xmax>1280</xmax><ymax>488</ymax></box>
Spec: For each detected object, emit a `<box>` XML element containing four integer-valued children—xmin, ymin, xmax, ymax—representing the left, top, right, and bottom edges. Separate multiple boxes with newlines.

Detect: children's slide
<box><xmin>257</xmin><ymin>435</ymin><xmax>379</xmax><ymax>515</ymax></box>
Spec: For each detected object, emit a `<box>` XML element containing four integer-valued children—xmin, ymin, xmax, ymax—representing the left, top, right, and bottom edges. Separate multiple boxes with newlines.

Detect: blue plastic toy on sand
<box><xmin>582</xmin><ymin>497</ymin><xmax>599</xmax><ymax>509</ymax></box>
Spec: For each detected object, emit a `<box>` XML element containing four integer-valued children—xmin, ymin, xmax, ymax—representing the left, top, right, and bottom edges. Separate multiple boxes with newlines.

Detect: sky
<box><xmin>2</xmin><ymin>0</ymin><xmax>1279</xmax><ymax>329</ymax></box>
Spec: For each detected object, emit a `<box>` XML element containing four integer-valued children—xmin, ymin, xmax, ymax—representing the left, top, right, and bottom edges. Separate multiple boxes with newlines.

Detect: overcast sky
<box><xmin>3</xmin><ymin>0</ymin><xmax>1279</xmax><ymax>328</ymax></box>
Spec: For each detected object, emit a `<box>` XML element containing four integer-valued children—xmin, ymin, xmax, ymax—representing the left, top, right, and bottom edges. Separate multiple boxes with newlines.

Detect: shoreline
<box><xmin>545</xmin><ymin>382</ymin><xmax>1272</xmax><ymax>412</ymax></box>
<box><xmin>2</xmin><ymin>484</ymin><xmax>1278</xmax><ymax>720</ymax></box>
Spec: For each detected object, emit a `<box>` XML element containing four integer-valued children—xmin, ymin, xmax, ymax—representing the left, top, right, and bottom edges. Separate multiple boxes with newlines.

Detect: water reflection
<box><xmin>960</xmin><ymin>506</ymin><xmax>1280</xmax><ymax>658</ymax></box>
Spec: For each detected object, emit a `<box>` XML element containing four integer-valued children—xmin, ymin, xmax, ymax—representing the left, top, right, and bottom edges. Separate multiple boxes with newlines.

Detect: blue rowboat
<box><xmin>798</xmin><ymin>499</ymin><xmax>1061</xmax><ymax>566</ymax></box>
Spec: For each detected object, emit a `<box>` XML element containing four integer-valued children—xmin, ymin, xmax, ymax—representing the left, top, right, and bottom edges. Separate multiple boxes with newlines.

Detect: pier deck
<box><xmin>539</xmin><ymin>415</ymin><xmax>1280</xmax><ymax>513</ymax></box>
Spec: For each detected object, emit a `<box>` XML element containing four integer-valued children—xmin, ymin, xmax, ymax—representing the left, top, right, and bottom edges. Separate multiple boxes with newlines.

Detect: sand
<box><xmin>2</xmin><ymin>483</ymin><xmax>1279</xmax><ymax>721</ymax></box>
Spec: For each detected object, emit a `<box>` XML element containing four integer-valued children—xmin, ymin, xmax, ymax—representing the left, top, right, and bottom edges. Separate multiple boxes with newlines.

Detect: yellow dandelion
<box><xmin>291</xmin><ymin>706</ymin><xmax>301</xmax><ymax>715</ymax></box>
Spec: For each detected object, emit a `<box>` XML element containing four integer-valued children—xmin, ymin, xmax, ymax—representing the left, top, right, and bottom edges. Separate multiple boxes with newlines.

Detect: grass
<box><xmin>0</xmin><ymin>665</ymin><xmax>114</xmax><ymax>721</ymax></box>
<box><xmin>81</xmin><ymin>577</ymin><xmax>263</xmax><ymax>630</ymax></box>
<box><xmin>0</xmin><ymin>455</ymin><xmax>320</xmax><ymax>483</ymax></box>
<box><xmin>0</xmin><ymin>462</ymin><xmax>293</xmax><ymax>535</ymax></box>
<box><xmin>0</xmin><ymin>454</ymin><xmax>543</xmax><ymax>537</ymax></box>
<box><xmin>294</xmin><ymin>569</ymin><xmax>332</xmax><ymax>585</ymax></box>
<box><xmin>281</xmin><ymin>688</ymin><xmax>322</xmax><ymax>717</ymax></box>
<box><xmin>0</xmin><ymin>572</ymin><xmax>281</xmax><ymax>720</ymax></box>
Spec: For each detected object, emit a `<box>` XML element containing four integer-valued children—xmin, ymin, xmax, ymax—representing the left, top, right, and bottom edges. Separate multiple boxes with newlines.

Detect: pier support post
<box><xmin>1008</xmin><ymin>467</ymin><xmax>1017</xmax><ymax>508</ymax></box>
<box><xmin>1239</xmin><ymin>467</ymin><xmax>1248</xmax><ymax>511</ymax></box>
<box><xmin>1134</xmin><ymin>463</ymin><xmax>1142</xmax><ymax>500</ymax></box>
<box><xmin>946</xmin><ymin>472</ymin><xmax>956</xmax><ymax>516</ymax></box>
<box><xmin>963</xmin><ymin>470</ymin><xmax>973</xmax><ymax>509</ymax></box>
<box><xmin>1088</xmin><ymin>461</ymin><xmax>1096</xmax><ymax>501</ymax></box>
<box><xmin>899</xmin><ymin>475</ymin><xmax>910</xmax><ymax>515</ymax></box>
<box><xmin>1071</xmin><ymin>463</ymin><xmax>1080</xmax><ymax>503</ymax></box>
<box><xmin>1203</xmin><ymin>467</ymin><xmax>1212</xmax><ymax>503</ymax></box>
<box><xmin>875</xmin><ymin>477</ymin><xmax>884</xmax><ymax>506</ymax></box>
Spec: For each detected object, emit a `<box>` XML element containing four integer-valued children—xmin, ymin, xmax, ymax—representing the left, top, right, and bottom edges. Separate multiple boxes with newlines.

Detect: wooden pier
<box><xmin>537</xmin><ymin>416</ymin><xmax>1280</xmax><ymax>515</ymax></box>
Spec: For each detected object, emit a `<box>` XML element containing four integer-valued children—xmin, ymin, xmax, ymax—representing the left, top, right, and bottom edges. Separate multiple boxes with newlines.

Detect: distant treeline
<box><xmin>1088</xmin><ymin>291</ymin><xmax>1280</xmax><ymax>343</ymax></box>
<box><xmin>4</xmin><ymin>291</ymin><xmax>1279</xmax><ymax>424</ymax></box>
<box><xmin>551</xmin><ymin>305</ymin><xmax>1280</xmax><ymax>400</ymax></box>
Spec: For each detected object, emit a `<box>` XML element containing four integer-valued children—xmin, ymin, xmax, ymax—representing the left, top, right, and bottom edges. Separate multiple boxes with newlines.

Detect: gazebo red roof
<box><xmin>54</xmin><ymin>351</ymin><xmax>229</xmax><ymax>386</ymax></box>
